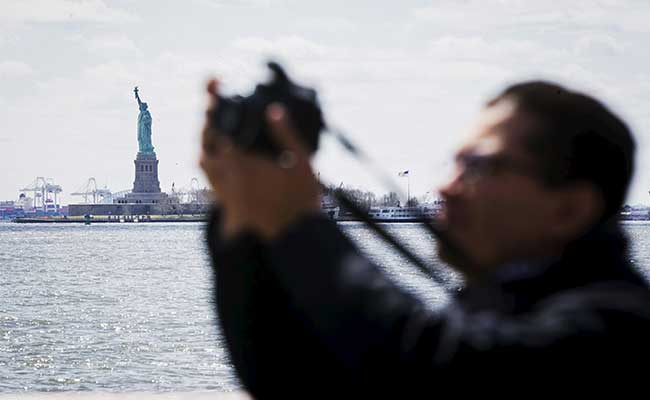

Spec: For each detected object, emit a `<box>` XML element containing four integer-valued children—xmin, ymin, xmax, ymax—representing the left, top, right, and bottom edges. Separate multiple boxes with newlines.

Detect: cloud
<box><xmin>82</xmin><ymin>61</ymin><xmax>137</xmax><ymax>84</ymax></box>
<box><xmin>0</xmin><ymin>60</ymin><xmax>35</xmax><ymax>79</ymax></box>
<box><xmin>195</xmin><ymin>0</ymin><xmax>287</xmax><ymax>8</ymax></box>
<box><xmin>219</xmin><ymin>35</ymin><xmax>346</xmax><ymax>90</ymax></box>
<box><xmin>427</xmin><ymin>36</ymin><xmax>546</xmax><ymax>61</ymax></box>
<box><xmin>61</xmin><ymin>33</ymin><xmax>143</xmax><ymax>58</ymax></box>
<box><xmin>225</xmin><ymin>35</ymin><xmax>514</xmax><ymax>87</ymax></box>
<box><xmin>294</xmin><ymin>17</ymin><xmax>357</xmax><ymax>34</ymax></box>
<box><xmin>232</xmin><ymin>35</ymin><xmax>334</xmax><ymax>59</ymax></box>
<box><xmin>85</xmin><ymin>34</ymin><xmax>142</xmax><ymax>56</ymax></box>
<box><xmin>0</xmin><ymin>0</ymin><xmax>138</xmax><ymax>24</ymax></box>
<box><xmin>574</xmin><ymin>33</ymin><xmax>622</xmax><ymax>57</ymax></box>
<box><xmin>411</xmin><ymin>0</ymin><xmax>650</xmax><ymax>33</ymax></box>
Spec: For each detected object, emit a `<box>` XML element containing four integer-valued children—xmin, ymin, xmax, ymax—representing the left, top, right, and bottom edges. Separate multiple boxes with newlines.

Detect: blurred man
<box><xmin>201</xmin><ymin>80</ymin><xmax>650</xmax><ymax>397</ymax></box>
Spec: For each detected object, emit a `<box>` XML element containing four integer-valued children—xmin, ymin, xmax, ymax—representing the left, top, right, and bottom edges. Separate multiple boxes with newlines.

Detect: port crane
<box><xmin>70</xmin><ymin>178</ymin><xmax>112</xmax><ymax>204</ymax></box>
<box><xmin>19</xmin><ymin>177</ymin><xmax>63</xmax><ymax>212</ymax></box>
<box><xmin>171</xmin><ymin>177</ymin><xmax>202</xmax><ymax>203</ymax></box>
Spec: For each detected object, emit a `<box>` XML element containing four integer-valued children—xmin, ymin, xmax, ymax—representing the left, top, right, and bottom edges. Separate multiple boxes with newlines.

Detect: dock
<box><xmin>13</xmin><ymin>215</ymin><xmax>207</xmax><ymax>223</ymax></box>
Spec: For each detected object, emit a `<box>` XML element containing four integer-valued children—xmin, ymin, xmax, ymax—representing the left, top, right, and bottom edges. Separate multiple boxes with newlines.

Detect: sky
<box><xmin>1</xmin><ymin>0</ymin><xmax>650</xmax><ymax>205</ymax></box>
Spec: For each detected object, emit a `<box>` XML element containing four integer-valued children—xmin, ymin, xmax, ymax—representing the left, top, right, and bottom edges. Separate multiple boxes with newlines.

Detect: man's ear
<box><xmin>548</xmin><ymin>182</ymin><xmax>604</xmax><ymax>241</ymax></box>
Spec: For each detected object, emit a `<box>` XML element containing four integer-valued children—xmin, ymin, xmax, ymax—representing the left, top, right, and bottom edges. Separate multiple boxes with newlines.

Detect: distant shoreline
<box><xmin>12</xmin><ymin>215</ymin><xmax>206</xmax><ymax>224</ymax></box>
<box><xmin>9</xmin><ymin>216</ymin><xmax>650</xmax><ymax>224</ymax></box>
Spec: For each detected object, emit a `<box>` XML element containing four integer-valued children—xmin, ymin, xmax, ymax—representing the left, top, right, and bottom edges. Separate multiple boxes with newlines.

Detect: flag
<box><xmin>398</xmin><ymin>170</ymin><xmax>410</xmax><ymax>177</ymax></box>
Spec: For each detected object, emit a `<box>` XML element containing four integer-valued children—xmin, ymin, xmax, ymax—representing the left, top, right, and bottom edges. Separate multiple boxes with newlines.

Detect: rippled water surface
<box><xmin>2</xmin><ymin>221</ymin><xmax>650</xmax><ymax>393</ymax></box>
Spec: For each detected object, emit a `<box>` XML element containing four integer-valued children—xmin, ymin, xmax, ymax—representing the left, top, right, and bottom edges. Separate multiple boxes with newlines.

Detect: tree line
<box><xmin>322</xmin><ymin>185</ymin><xmax>422</xmax><ymax>210</ymax></box>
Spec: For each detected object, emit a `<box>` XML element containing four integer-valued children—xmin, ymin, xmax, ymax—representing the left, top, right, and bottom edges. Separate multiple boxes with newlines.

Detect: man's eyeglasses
<box><xmin>454</xmin><ymin>153</ymin><xmax>542</xmax><ymax>184</ymax></box>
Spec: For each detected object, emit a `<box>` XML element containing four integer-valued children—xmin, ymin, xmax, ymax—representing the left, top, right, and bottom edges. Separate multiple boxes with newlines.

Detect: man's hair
<box><xmin>488</xmin><ymin>81</ymin><xmax>635</xmax><ymax>223</ymax></box>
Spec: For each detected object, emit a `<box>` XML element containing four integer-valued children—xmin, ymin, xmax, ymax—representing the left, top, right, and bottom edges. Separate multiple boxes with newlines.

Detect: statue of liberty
<box><xmin>134</xmin><ymin>86</ymin><xmax>155</xmax><ymax>154</ymax></box>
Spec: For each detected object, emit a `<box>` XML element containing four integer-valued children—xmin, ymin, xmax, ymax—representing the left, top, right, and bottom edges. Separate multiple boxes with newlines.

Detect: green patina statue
<box><xmin>134</xmin><ymin>86</ymin><xmax>155</xmax><ymax>155</ymax></box>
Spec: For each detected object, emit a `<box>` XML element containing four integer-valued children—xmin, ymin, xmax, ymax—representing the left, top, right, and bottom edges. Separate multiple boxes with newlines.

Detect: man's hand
<box><xmin>199</xmin><ymin>79</ymin><xmax>321</xmax><ymax>240</ymax></box>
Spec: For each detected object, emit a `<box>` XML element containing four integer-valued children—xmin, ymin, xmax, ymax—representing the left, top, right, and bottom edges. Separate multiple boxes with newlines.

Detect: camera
<box><xmin>210</xmin><ymin>62</ymin><xmax>325</xmax><ymax>156</ymax></box>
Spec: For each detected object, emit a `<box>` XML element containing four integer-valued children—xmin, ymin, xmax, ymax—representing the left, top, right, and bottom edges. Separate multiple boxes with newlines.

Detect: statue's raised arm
<box><xmin>133</xmin><ymin>86</ymin><xmax>154</xmax><ymax>154</ymax></box>
<box><xmin>134</xmin><ymin>86</ymin><xmax>143</xmax><ymax>107</ymax></box>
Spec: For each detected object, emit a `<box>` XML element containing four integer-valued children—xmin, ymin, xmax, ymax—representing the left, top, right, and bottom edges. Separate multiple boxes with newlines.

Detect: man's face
<box><xmin>436</xmin><ymin>101</ymin><xmax>563</xmax><ymax>275</ymax></box>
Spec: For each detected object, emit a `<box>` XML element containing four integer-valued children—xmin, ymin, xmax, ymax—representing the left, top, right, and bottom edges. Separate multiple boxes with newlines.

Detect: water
<box><xmin>2</xmin><ymin>221</ymin><xmax>650</xmax><ymax>393</ymax></box>
<box><xmin>0</xmin><ymin>223</ymin><xmax>227</xmax><ymax>393</ymax></box>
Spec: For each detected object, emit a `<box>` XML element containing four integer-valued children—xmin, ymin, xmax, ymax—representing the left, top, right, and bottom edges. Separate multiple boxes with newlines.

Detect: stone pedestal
<box><xmin>132</xmin><ymin>152</ymin><xmax>161</xmax><ymax>193</ymax></box>
<box><xmin>113</xmin><ymin>152</ymin><xmax>168</xmax><ymax>205</ymax></box>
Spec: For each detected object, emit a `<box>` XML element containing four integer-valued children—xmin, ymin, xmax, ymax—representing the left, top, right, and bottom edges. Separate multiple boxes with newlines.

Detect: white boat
<box><xmin>321</xmin><ymin>205</ymin><xmax>340</xmax><ymax>220</ymax></box>
<box><xmin>620</xmin><ymin>206</ymin><xmax>649</xmax><ymax>221</ymax></box>
<box><xmin>365</xmin><ymin>204</ymin><xmax>441</xmax><ymax>222</ymax></box>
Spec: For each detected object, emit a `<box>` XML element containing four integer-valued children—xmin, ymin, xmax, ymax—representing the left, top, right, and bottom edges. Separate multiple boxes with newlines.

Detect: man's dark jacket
<box><xmin>206</xmin><ymin>212</ymin><xmax>650</xmax><ymax>397</ymax></box>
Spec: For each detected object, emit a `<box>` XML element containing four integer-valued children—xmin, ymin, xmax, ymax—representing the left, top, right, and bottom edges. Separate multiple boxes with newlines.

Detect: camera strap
<box><xmin>323</xmin><ymin>126</ymin><xmax>474</xmax><ymax>289</ymax></box>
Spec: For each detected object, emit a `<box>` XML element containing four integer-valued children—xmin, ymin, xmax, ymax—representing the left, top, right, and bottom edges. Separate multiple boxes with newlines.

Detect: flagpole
<box><xmin>398</xmin><ymin>170</ymin><xmax>410</xmax><ymax>206</ymax></box>
<box><xmin>407</xmin><ymin>175</ymin><xmax>410</xmax><ymax>207</ymax></box>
